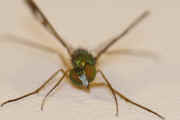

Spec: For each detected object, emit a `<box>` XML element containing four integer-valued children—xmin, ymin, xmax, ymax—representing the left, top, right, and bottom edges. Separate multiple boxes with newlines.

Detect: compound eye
<box><xmin>85</xmin><ymin>64</ymin><xmax>96</xmax><ymax>83</ymax></box>
<box><xmin>69</xmin><ymin>69</ymin><xmax>82</xmax><ymax>87</ymax></box>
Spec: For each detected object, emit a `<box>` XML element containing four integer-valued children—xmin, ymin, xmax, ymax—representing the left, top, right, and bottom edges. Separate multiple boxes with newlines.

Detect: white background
<box><xmin>0</xmin><ymin>0</ymin><xmax>179</xmax><ymax>120</ymax></box>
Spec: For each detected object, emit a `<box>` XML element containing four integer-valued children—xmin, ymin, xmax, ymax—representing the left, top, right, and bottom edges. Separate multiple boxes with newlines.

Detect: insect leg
<box><xmin>41</xmin><ymin>70</ymin><xmax>69</xmax><ymax>110</ymax></box>
<box><xmin>97</xmin><ymin>70</ymin><xmax>119</xmax><ymax>116</ymax></box>
<box><xmin>95</xmin><ymin>11</ymin><xmax>150</xmax><ymax>61</ymax></box>
<box><xmin>1</xmin><ymin>69</ymin><xmax>64</xmax><ymax>107</ymax></box>
<box><xmin>24</xmin><ymin>0</ymin><xmax>73</xmax><ymax>56</ymax></box>
<box><xmin>90</xmin><ymin>82</ymin><xmax>165</xmax><ymax>120</ymax></box>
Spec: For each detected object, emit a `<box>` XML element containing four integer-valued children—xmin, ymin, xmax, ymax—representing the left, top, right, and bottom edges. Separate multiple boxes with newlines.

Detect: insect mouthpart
<box><xmin>79</xmin><ymin>73</ymin><xmax>89</xmax><ymax>88</ymax></box>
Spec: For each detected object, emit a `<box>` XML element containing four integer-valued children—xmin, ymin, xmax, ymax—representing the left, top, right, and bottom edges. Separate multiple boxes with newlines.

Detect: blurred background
<box><xmin>0</xmin><ymin>0</ymin><xmax>179</xmax><ymax>120</ymax></box>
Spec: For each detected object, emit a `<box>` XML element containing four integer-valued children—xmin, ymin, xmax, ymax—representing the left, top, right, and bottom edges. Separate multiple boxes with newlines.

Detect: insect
<box><xmin>1</xmin><ymin>0</ymin><xmax>165</xmax><ymax>119</ymax></box>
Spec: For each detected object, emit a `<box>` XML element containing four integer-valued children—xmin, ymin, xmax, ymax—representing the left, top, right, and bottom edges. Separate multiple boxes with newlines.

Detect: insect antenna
<box><xmin>24</xmin><ymin>0</ymin><xmax>73</xmax><ymax>56</ymax></box>
<box><xmin>95</xmin><ymin>11</ymin><xmax>150</xmax><ymax>61</ymax></box>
